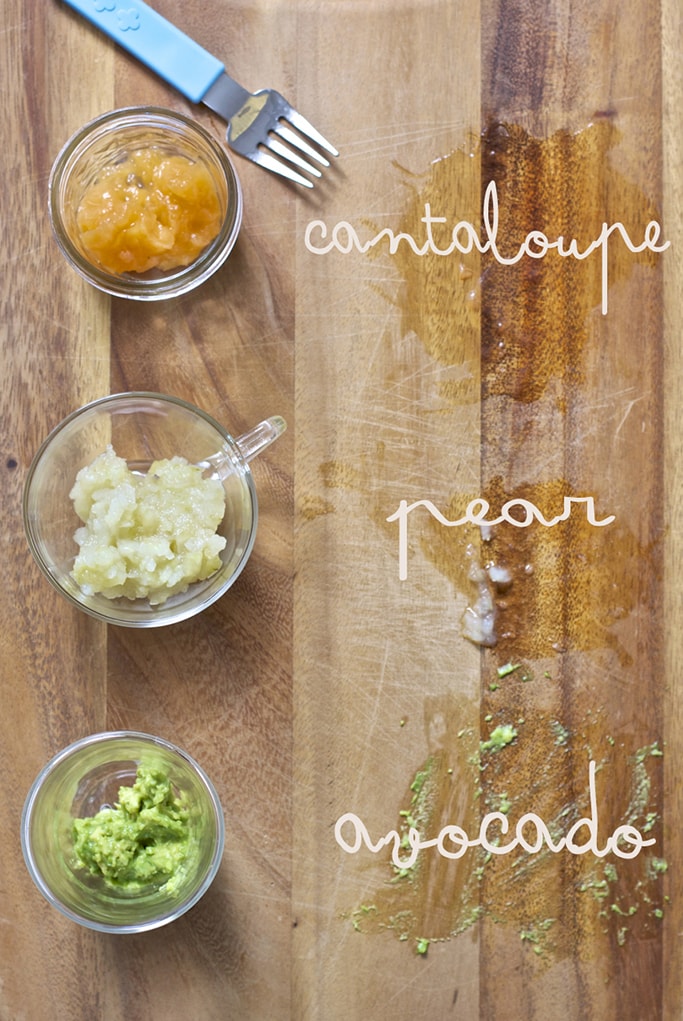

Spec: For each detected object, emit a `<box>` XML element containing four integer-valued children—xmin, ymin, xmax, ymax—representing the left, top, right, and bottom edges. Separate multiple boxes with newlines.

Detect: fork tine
<box><xmin>220</xmin><ymin>87</ymin><xmax>337</xmax><ymax>187</ymax></box>
<box><xmin>282</xmin><ymin>106</ymin><xmax>339</xmax><ymax>158</ymax></box>
<box><xmin>273</xmin><ymin>123</ymin><xmax>331</xmax><ymax>167</ymax></box>
<box><xmin>265</xmin><ymin>135</ymin><xmax>323</xmax><ymax>178</ymax></box>
<box><xmin>250</xmin><ymin>147</ymin><xmax>315</xmax><ymax>189</ymax></box>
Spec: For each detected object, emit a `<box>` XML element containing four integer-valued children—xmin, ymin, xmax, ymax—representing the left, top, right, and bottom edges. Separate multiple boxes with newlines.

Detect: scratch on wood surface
<box><xmin>614</xmin><ymin>394</ymin><xmax>647</xmax><ymax>436</ymax></box>
<box><xmin>382</xmin><ymin>954</ymin><xmax>438</xmax><ymax>1006</ymax></box>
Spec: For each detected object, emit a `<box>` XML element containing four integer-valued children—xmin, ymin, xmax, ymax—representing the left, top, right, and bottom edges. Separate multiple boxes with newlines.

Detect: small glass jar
<box><xmin>23</xmin><ymin>392</ymin><xmax>286</xmax><ymax>627</ymax></box>
<box><xmin>21</xmin><ymin>732</ymin><xmax>225</xmax><ymax>933</ymax></box>
<box><xmin>48</xmin><ymin>107</ymin><xmax>243</xmax><ymax>300</ymax></box>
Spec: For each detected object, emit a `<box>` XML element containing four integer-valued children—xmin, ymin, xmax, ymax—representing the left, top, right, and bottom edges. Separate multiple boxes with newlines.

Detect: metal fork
<box><xmin>201</xmin><ymin>75</ymin><xmax>338</xmax><ymax>187</ymax></box>
<box><xmin>63</xmin><ymin>0</ymin><xmax>338</xmax><ymax>188</ymax></box>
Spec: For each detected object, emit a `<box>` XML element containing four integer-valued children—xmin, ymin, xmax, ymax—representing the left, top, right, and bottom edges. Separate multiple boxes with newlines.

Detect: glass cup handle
<box><xmin>234</xmin><ymin>416</ymin><xmax>286</xmax><ymax>463</ymax></box>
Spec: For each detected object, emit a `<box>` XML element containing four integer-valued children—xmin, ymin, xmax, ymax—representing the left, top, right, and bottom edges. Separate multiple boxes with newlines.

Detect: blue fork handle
<box><xmin>62</xmin><ymin>0</ymin><xmax>225</xmax><ymax>103</ymax></box>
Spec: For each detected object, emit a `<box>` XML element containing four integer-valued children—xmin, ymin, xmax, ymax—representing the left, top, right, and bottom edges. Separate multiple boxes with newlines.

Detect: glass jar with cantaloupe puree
<box><xmin>49</xmin><ymin>107</ymin><xmax>242</xmax><ymax>299</ymax></box>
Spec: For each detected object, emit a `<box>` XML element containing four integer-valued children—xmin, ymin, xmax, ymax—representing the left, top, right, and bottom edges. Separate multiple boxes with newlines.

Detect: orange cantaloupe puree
<box><xmin>76</xmin><ymin>147</ymin><xmax>223</xmax><ymax>275</ymax></box>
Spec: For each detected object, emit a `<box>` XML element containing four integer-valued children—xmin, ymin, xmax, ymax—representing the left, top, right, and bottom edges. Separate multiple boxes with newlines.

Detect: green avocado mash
<box><xmin>72</xmin><ymin>763</ymin><xmax>191</xmax><ymax>892</ymax></box>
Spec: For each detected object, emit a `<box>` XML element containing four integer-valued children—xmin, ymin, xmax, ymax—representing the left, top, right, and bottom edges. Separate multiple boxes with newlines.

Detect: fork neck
<box><xmin>201</xmin><ymin>73</ymin><xmax>251</xmax><ymax>117</ymax></box>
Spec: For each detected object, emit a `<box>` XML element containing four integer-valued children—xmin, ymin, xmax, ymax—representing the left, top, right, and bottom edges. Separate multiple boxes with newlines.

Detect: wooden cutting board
<box><xmin>1</xmin><ymin>0</ymin><xmax>681</xmax><ymax>1018</ymax></box>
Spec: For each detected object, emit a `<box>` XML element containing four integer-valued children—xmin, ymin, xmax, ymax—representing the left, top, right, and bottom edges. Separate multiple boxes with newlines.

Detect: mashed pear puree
<box><xmin>70</xmin><ymin>446</ymin><xmax>227</xmax><ymax>604</ymax></box>
<box><xmin>72</xmin><ymin>764</ymin><xmax>191</xmax><ymax>892</ymax></box>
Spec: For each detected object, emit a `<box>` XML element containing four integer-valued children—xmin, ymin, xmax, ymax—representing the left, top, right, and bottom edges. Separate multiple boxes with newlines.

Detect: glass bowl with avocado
<box><xmin>21</xmin><ymin>732</ymin><xmax>225</xmax><ymax>933</ymax></box>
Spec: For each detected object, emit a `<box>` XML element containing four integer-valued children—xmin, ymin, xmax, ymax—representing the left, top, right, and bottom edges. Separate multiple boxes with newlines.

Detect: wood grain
<box><xmin>293</xmin><ymin>1</ymin><xmax>483</xmax><ymax>1015</ymax></box>
<box><xmin>478</xmin><ymin>1</ymin><xmax>666</xmax><ymax>1017</ymax></box>
<box><xmin>662</xmin><ymin>0</ymin><xmax>683</xmax><ymax>1017</ymax></box>
<box><xmin>1</xmin><ymin>3</ymin><xmax>112</xmax><ymax>1018</ymax></box>
<box><xmin>0</xmin><ymin>0</ymin><xmax>680</xmax><ymax>1018</ymax></box>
